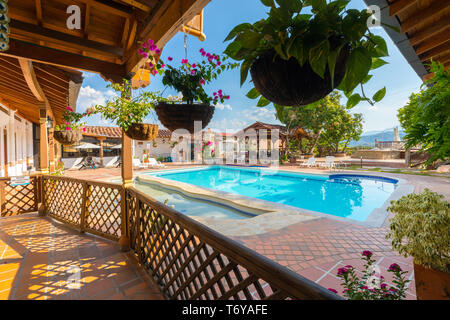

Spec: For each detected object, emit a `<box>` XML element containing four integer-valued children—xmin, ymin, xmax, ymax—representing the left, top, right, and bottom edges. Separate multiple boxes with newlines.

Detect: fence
<box><xmin>0</xmin><ymin>174</ymin><xmax>341</xmax><ymax>300</ymax></box>
<box><xmin>0</xmin><ymin>175</ymin><xmax>40</xmax><ymax>217</ymax></box>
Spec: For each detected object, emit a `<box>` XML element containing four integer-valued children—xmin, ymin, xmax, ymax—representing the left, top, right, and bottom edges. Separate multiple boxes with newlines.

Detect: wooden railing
<box><xmin>126</xmin><ymin>187</ymin><xmax>339</xmax><ymax>300</ymax></box>
<box><xmin>2</xmin><ymin>174</ymin><xmax>341</xmax><ymax>300</ymax></box>
<box><xmin>42</xmin><ymin>176</ymin><xmax>123</xmax><ymax>241</ymax></box>
<box><xmin>0</xmin><ymin>175</ymin><xmax>40</xmax><ymax>217</ymax></box>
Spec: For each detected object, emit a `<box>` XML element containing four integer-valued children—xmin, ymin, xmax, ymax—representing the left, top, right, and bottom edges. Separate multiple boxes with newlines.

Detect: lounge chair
<box><xmin>132</xmin><ymin>158</ymin><xmax>148</xmax><ymax>169</ymax></box>
<box><xmin>319</xmin><ymin>156</ymin><xmax>336</xmax><ymax>169</ymax></box>
<box><xmin>104</xmin><ymin>156</ymin><xmax>119</xmax><ymax>168</ymax></box>
<box><xmin>148</xmin><ymin>158</ymin><xmax>165</xmax><ymax>168</ymax></box>
<box><xmin>78</xmin><ymin>156</ymin><xmax>96</xmax><ymax>170</ymax></box>
<box><xmin>299</xmin><ymin>157</ymin><xmax>316</xmax><ymax>168</ymax></box>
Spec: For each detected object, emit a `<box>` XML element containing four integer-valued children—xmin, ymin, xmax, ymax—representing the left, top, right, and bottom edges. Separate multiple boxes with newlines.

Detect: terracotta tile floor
<box><xmin>0</xmin><ymin>213</ymin><xmax>164</xmax><ymax>300</ymax></box>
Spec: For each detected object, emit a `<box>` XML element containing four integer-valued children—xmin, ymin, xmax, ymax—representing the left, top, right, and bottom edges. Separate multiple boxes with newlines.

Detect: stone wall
<box><xmin>352</xmin><ymin>150</ymin><xmax>402</xmax><ymax>160</ymax></box>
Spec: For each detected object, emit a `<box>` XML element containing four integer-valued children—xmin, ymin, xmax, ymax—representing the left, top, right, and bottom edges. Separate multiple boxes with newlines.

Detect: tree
<box><xmin>275</xmin><ymin>91</ymin><xmax>343</xmax><ymax>154</ymax></box>
<box><xmin>398</xmin><ymin>62</ymin><xmax>450</xmax><ymax>164</ymax></box>
<box><xmin>320</xmin><ymin>110</ymin><xmax>363</xmax><ymax>153</ymax></box>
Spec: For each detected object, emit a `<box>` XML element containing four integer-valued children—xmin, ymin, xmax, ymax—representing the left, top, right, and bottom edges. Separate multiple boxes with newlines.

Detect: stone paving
<box><xmin>0</xmin><ymin>213</ymin><xmax>164</xmax><ymax>300</ymax></box>
<box><xmin>2</xmin><ymin>165</ymin><xmax>448</xmax><ymax>299</ymax></box>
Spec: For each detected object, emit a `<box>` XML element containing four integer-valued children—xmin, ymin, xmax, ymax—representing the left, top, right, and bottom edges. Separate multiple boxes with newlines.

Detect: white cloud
<box><xmin>76</xmin><ymin>86</ymin><xmax>116</xmax><ymax>113</ymax></box>
<box><xmin>215</xmin><ymin>103</ymin><xmax>232</xmax><ymax>110</ymax></box>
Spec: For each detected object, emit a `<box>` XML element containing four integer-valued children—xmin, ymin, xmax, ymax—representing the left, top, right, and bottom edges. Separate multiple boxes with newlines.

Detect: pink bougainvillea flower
<box><xmin>149</xmin><ymin>44</ymin><xmax>157</xmax><ymax>51</ymax></box>
<box><xmin>66</xmin><ymin>106</ymin><xmax>73</xmax><ymax>111</ymax></box>
<box><xmin>217</xmin><ymin>61</ymin><xmax>222</xmax><ymax>66</ymax></box>
<box><xmin>148</xmin><ymin>38</ymin><xmax>154</xmax><ymax>46</ymax></box>
<box><xmin>148</xmin><ymin>62</ymin><xmax>154</xmax><ymax>68</ymax></box>
<box><xmin>218</xmin><ymin>89</ymin><xmax>222</xmax><ymax>94</ymax></box>
<box><xmin>206</xmin><ymin>53</ymin><xmax>211</xmax><ymax>58</ymax></box>
<box><xmin>161</xmin><ymin>64</ymin><xmax>165</xmax><ymax>68</ymax></box>
<box><xmin>213</xmin><ymin>92</ymin><xmax>217</xmax><ymax>96</ymax></box>
<box><xmin>225</xmin><ymin>95</ymin><xmax>230</xmax><ymax>100</ymax></box>
<box><xmin>151</xmin><ymin>69</ymin><xmax>158</xmax><ymax>76</ymax></box>
<box><xmin>389</xmin><ymin>263</ymin><xmax>401</xmax><ymax>272</ymax></box>
<box><xmin>65</xmin><ymin>127</ymin><xmax>71</xmax><ymax>131</ymax></box>
<box><xmin>181</xmin><ymin>59</ymin><xmax>188</xmax><ymax>64</ymax></box>
<box><xmin>200</xmin><ymin>79</ymin><xmax>205</xmax><ymax>85</ymax></box>
<box><xmin>192</xmin><ymin>63</ymin><xmax>197</xmax><ymax>68</ymax></box>
<box><xmin>168</xmin><ymin>56</ymin><xmax>173</xmax><ymax>61</ymax></box>
<box><xmin>82</xmin><ymin>127</ymin><xmax>86</xmax><ymax>132</ymax></box>
<box><xmin>201</xmin><ymin>51</ymin><xmax>206</xmax><ymax>56</ymax></box>
<box><xmin>337</xmin><ymin>267</ymin><xmax>348</xmax><ymax>276</ymax></box>
<box><xmin>362</xmin><ymin>250</ymin><xmax>373</xmax><ymax>258</ymax></box>
<box><xmin>190</xmin><ymin>69</ymin><xmax>196</xmax><ymax>75</ymax></box>
<box><xmin>328</xmin><ymin>288</ymin><xmax>338</xmax><ymax>294</ymax></box>
<box><xmin>155</xmin><ymin>48</ymin><xmax>161</xmax><ymax>55</ymax></box>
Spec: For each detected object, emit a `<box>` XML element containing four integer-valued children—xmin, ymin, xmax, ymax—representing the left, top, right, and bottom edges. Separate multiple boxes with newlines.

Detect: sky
<box><xmin>78</xmin><ymin>0</ymin><xmax>423</xmax><ymax>134</ymax></box>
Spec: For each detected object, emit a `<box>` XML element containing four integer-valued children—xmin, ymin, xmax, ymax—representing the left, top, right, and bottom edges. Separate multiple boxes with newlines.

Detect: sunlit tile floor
<box><xmin>0</xmin><ymin>213</ymin><xmax>164</xmax><ymax>300</ymax></box>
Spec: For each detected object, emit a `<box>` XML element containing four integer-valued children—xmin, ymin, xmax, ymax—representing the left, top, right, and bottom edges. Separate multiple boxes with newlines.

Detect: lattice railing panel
<box><xmin>85</xmin><ymin>183</ymin><xmax>122</xmax><ymax>240</ymax></box>
<box><xmin>0</xmin><ymin>177</ymin><xmax>38</xmax><ymax>216</ymax></box>
<box><xmin>43</xmin><ymin>177</ymin><xmax>83</xmax><ymax>226</ymax></box>
<box><xmin>126</xmin><ymin>187</ymin><xmax>338</xmax><ymax>301</ymax></box>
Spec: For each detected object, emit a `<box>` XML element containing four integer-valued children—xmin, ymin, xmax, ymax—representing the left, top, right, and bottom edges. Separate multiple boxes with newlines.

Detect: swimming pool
<box><xmin>146</xmin><ymin>166</ymin><xmax>398</xmax><ymax>222</ymax></box>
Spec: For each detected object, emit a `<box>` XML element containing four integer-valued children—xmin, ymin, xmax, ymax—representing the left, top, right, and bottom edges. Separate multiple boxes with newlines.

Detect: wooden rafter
<box><xmin>415</xmin><ymin>32</ymin><xmax>450</xmax><ymax>56</ymax></box>
<box><xmin>401</xmin><ymin>1</ymin><xmax>449</xmax><ymax>33</ymax></box>
<box><xmin>409</xmin><ymin>19</ymin><xmax>450</xmax><ymax>47</ymax></box>
<box><xmin>18</xmin><ymin>58</ymin><xmax>46</xmax><ymax>102</ymax></box>
<box><xmin>389</xmin><ymin>0</ymin><xmax>417</xmax><ymax>17</ymax></box>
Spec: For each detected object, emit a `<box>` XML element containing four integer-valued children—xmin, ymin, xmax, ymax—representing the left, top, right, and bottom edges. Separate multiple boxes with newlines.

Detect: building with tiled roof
<box><xmin>83</xmin><ymin>126</ymin><xmax>172</xmax><ymax>139</ymax></box>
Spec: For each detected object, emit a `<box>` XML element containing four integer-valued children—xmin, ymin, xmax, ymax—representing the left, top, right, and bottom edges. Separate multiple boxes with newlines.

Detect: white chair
<box><xmin>104</xmin><ymin>156</ymin><xmax>119</xmax><ymax>168</ymax></box>
<box><xmin>319</xmin><ymin>156</ymin><xmax>336</xmax><ymax>169</ymax></box>
<box><xmin>299</xmin><ymin>157</ymin><xmax>316</xmax><ymax>167</ymax></box>
<box><xmin>132</xmin><ymin>158</ymin><xmax>147</xmax><ymax>169</ymax></box>
<box><xmin>148</xmin><ymin>158</ymin><xmax>165</xmax><ymax>168</ymax></box>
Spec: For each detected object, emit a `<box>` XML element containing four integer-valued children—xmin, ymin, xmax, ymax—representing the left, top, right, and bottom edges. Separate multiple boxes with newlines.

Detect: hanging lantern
<box><xmin>0</xmin><ymin>0</ymin><xmax>9</xmax><ymax>52</ymax></box>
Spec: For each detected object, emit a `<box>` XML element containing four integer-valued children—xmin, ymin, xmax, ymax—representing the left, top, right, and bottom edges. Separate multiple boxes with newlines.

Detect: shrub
<box><xmin>386</xmin><ymin>189</ymin><xmax>450</xmax><ymax>273</ymax></box>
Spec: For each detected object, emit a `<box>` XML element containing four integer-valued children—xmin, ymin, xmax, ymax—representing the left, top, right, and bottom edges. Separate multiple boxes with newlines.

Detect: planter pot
<box><xmin>250</xmin><ymin>45</ymin><xmax>350</xmax><ymax>106</ymax></box>
<box><xmin>333</xmin><ymin>152</ymin><xmax>346</xmax><ymax>158</ymax></box>
<box><xmin>414</xmin><ymin>263</ymin><xmax>450</xmax><ymax>300</ymax></box>
<box><xmin>155</xmin><ymin>103</ymin><xmax>215</xmax><ymax>134</ymax></box>
<box><xmin>125</xmin><ymin>123</ymin><xmax>158</xmax><ymax>141</ymax></box>
<box><xmin>53</xmin><ymin>130</ymin><xmax>82</xmax><ymax>145</ymax></box>
<box><xmin>289</xmin><ymin>157</ymin><xmax>296</xmax><ymax>164</ymax></box>
<box><xmin>302</xmin><ymin>154</ymin><xmax>314</xmax><ymax>159</ymax></box>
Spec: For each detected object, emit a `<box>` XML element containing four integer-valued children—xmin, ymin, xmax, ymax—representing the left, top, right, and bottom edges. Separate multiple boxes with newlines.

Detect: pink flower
<box><xmin>65</xmin><ymin>127</ymin><xmax>71</xmax><ymax>131</ymax></box>
<box><xmin>151</xmin><ymin>69</ymin><xmax>158</xmax><ymax>76</ymax></box>
<box><xmin>362</xmin><ymin>250</ymin><xmax>373</xmax><ymax>258</ymax></box>
<box><xmin>190</xmin><ymin>69</ymin><xmax>197</xmax><ymax>75</ymax></box>
<box><xmin>149</xmin><ymin>44</ymin><xmax>157</xmax><ymax>51</ymax></box>
<box><xmin>217</xmin><ymin>61</ymin><xmax>222</xmax><ymax>66</ymax></box>
<box><xmin>82</xmin><ymin>127</ymin><xmax>86</xmax><ymax>132</ymax></box>
<box><xmin>192</xmin><ymin>64</ymin><xmax>197</xmax><ymax>68</ymax></box>
<box><xmin>225</xmin><ymin>95</ymin><xmax>230</xmax><ymax>100</ymax></box>
<box><xmin>206</xmin><ymin>53</ymin><xmax>211</xmax><ymax>58</ymax></box>
<box><xmin>200</xmin><ymin>48</ymin><xmax>205</xmax><ymax>53</ymax></box>
<box><xmin>328</xmin><ymin>288</ymin><xmax>338</xmax><ymax>294</ymax></box>
<box><xmin>337</xmin><ymin>267</ymin><xmax>349</xmax><ymax>276</ymax></box>
<box><xmin>201</xmin><ymin>51</ymin><xmax>206</xmax><ymax>56</ymax></box>
<box><xmin>213</xmin><ymin>92</ymin><xmax>217</xmax><ymax>96</ymax></box>
<box><xmin>161</xmin><ymin>64</ymin><xmax>165</xmax><ymax>68</ymax></box>
<box><xmin>168</xmin><ymin>57</ymin><xmax>173</xmax><ymax>61</ymax></box>
<box><xmin>66</xmin><ymin>106</ymin><xmax>73</xmax><ymax>112</ymax></box>
<box><xmin>218</xmin><ymin>89</ymin><xmax>222</xmax><ymax>94</ymax></box>
<box><xmin>200</xmin><ymin>79</ymin><xmax>205</xmax><ymax>85</ymax></box>
<box><xmin>344</xmin><ymin>265</ymin><xmax>353</xmax><ymax>269</ymax></box>
<box><xmin>181</xmin><ymin>59</ymin><xmax>188</xmax><ymax>64</ymax></box>
<box><xmin>155</xmin><ymin>48</ymin><xmax>161</xmax><ymax>55</ymax></box>
<box><xmin>148</xmin><ymin>39</ymin><xmax>154</xmax><ymax>46</ymax></box>
<box><xmin>388</xmin><ymin>263</ymin><xmax>401</xmax><ymax>272</ymax></box>
<box><xmin>148</xmin><ymin>62</ymin><xmax>154</xmax><ymax>68</ymax></box>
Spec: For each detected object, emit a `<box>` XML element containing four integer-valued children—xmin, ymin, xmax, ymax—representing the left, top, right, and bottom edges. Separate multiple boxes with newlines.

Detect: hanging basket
<box><xmin>155</xmin><ymin>103</ymin><xmax>215</xmax><ymax>134</ymax></box>
<box><xmin>125</xmin><ymin>123</ymin><xmax>158</xmax><ymax>141</ymax></box>
<box><xmin>54</xmin><ymin>130</ymin><xmax>83</xmax><ymax>146</ymax></box>
<box><xmin>250</xmin><ymin>45</ymin><xmax>350</xmax><ymax>107</ymax></box>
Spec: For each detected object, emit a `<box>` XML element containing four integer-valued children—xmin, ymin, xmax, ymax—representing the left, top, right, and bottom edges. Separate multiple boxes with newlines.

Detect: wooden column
<box><xmin>48</xmin><ymin>127</ymin><xmax>55</xmax><ymax>173</ymax></box>
<box><xmin>119</xmin><ymin>80</ymin><xmax>132</xmax><ymax>252</ymax></box>
<box><xmin>98</xmin><ymin>137</ymin><xmax>105</xmax><ymax>166</ymax></box>
<box><xmin>39</xmin><ymin>109</ymin><xmax>49</xmax><ymax>174</ymax></box>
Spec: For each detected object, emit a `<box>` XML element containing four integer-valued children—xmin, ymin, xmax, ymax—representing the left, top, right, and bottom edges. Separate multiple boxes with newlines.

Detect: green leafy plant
<box><xmin>139</xmin><ymin>39</ymin><xmax>239</xmax><ymax>105</ymax></box>
<box><xmin>329</xmin><ymin>251</ymin><xmax>410</xmax><ymax>300</ymax></box>
<box><xmin>225</xmin><ymin>0</ymin><xmax>390</xmax><ymax>108</ymax></box>
<box><xmin>90</xmin><ymin>80</ymin><xmax>161</xmax><ymax>131</ymax></box>
<box><xmin>386</xmin><ymin>189</ymin><xmax>450</xmax><ymax>273</ymax></box>
<box><xmin>398</xmin><ymin>61</ymin><xmax>450</xmax><ymax>165</ymax></box>
<box><xmin>50</xmin><ymin>160</ymin><xmax>65</xmax><ymax>176</ymax></box>
<box><xmin>55</xmin><ymin>106</ymin><xmax>87</xmax><ymax>132</ymax></box>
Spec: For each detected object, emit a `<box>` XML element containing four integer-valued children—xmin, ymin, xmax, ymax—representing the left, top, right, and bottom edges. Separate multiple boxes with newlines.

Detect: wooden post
<box><xmin>80</xmin><ymin>182</ymin><xmax>89</xmax><ymax>233</ymax></box>
<box><xmin>39</xmin><ymin>108</ymin><xmax>49</xmax><ymax>174</ymax></box>
<box><xmin>98</xmin><ymin>137</ymin><xmax>105</xmax><ymax>166</ymax></box>
<box><xmin>405</xmin><ymin>148</ymin><xmax>411</xmax><ymax>167</ymax></box>
<box><xmin>119</xmin><ymin>80</ymin><xmax>132</xmax><ymax>252</ymax></box>
<box><xmin>48</xmin><ymin>127</ymin><xmax>55</xmax><ymax>173</ymax></box>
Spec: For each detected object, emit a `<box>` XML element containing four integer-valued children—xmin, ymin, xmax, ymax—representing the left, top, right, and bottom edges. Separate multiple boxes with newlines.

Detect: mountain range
<box><xmin>349</xmin><ymin>128</ymin><xmax>406</xmax><ymax>147</ymax></box>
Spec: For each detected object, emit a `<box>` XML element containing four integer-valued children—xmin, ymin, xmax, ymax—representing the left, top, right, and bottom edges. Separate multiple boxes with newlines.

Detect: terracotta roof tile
<box><xmin>84</xmin><ymin>126</ymin><xmax>172</xmax><ymax>139</ymax></box>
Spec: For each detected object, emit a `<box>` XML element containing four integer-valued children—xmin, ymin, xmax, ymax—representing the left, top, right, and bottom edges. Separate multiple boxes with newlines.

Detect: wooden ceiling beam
<box><xmin>18</xmin><ymin>58</ymin><xmax>46</xmax><ymax>102</ymax></box>
<box><xmin>401</xmin><ymin>1</ymin><xmax>450</xmax><ymax>33</ymax></box>
<box><xmin>10</xmin><ymin>19</ymin><xmax>124</xmax><ymax>57</ymax></box>
<box><xmin>120</xmin><ymin>0</ymin><xmax>151</xmax><ymax>12</ymax></box>
<box><xmin>0</xmin><ymin>98</ymin><xmax>38</xmax><ymax>124</ymax></box>
<box><xmin>415</xmin><ymin>32</ymin><xmax>450</xmax><ymax>56</ymax></box>
<box><xmin>420</xmin><ymin>41</ymin><xmax>450</xmax><ymax>62</ymax></box>
<box><xmin>76</xmin><ymin>0</ymin><xmax>134</xmax><ymax>19</ymax></box>
<box><xmin>2</xmin><ymin>39</ymin><xmax>127</xmax><ymax>77</ymax></box>
<box><xmin>389</xmin><ymin>0</ymin><xmax>417</xmax><ymax>17</ymax></box>
<box><xmin>410</xmin><ymin>19</ymin><xmax>450</xmax><ymax>47</ymax></box>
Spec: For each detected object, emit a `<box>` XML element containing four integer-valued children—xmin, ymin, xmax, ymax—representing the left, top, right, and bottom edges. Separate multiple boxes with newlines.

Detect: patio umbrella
<box><xmin>74</xmin><ymin>143</ymin><xmax>101</xmax><ymax>149</ymax></box>
<box><xmin>111</xmin><ymin>144</ymin><xmax>122</xmax><ymax>149</ymax></box>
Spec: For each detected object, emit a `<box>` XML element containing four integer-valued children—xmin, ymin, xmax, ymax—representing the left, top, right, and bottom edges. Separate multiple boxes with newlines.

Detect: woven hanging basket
<box><xmin>250</xmin><ymin>45</ymin><xmax>350</xmax><ymax>107</ymax></box>
<box><xmin>155</xmin><ymin>103</ymin><xmax>215</xmax><ymax>134</ymax></box>
<box><xmin>54</xmin><ymin>130</ymin><xmax>83</xmax><ymax>146</ymax></box>
<box><xmin>125</xmin><ymin>123</ymin><xmax>158</xmax><ymax>141</ymax></box>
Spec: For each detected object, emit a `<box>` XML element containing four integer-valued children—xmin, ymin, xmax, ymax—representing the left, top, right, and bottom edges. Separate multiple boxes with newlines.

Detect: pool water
<box><xmin>134</xmin><ymin>180</ymin><xmax>252</xmax><ymax>220</ymax></box>
<box><xmin>147</xmin><ymin>166</ymin><xmax>398</xmax><ymax>222</ymax></box>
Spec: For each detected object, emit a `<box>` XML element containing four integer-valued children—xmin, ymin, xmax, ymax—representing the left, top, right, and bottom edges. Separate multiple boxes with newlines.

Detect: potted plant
<box><xmin>53</xmin><ymin>106</ymin><xmax>86</xmax><ymax>145</ymax></box>
<box><xmin>138</xmin><ymin>40</ymin><xmax>239</xmax><ymax>133</ymax></box>
<box><xmin>386</xmin><ymin>189</ymin><xmax>450</xmax><ymax>300</ymax></box>
<box><xmin>90</xmin><ymin>80</ymin><xmax>159</xmax><ymax>141</ymax></box>
<box><xmin>224</xmin><ymin>0</ymin><xmax>389</xmax><ymax>108</ymax></box>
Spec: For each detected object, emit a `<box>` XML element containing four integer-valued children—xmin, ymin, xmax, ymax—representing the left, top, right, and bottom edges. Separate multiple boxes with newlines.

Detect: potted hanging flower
<box><xmin>138</xmin><ymin>39</ymin><xmax>239</xmax><ymax>133</ymax></box>
<box><xmin>53</xmin><ymin>106</ymin><xmax>86</xmax><ymax>145</ymax></box>
<box><xmin>224</xmin><ymin>0</ymin><xmax>390</xmax><ymax>108</ymax></box>
<box><xmin>386</xmin><ymin>189</ymin><xmax>450</xmax><ymax>300</ymax></box>
<box><xmin>90</xmin><ymin>80</ymin><xmax>159</xmax><ymax>141</ymax></box>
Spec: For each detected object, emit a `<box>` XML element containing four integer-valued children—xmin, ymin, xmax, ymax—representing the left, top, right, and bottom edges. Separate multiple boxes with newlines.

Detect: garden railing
<box><xmin>0</xmin><ymin>174</ymin><xmax>341</xmax><ymax>300</ymax></box>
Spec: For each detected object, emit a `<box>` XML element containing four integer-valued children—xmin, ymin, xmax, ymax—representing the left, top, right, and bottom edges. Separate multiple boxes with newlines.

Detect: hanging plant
<box><xmin>138</xmin><ymin>39</ymin><xmax>239</xmax><ymax>133</ymax></box>
<box><xmin>224</xmin><ymin>0</ymin><xmax>392</xmax><ymax>108</ymax></box>
<box><xmin>54</xmin><ymin>106</ymin><xmax>87</xmax><ymax>145</ymax></box>
<box><xmin>0</xmin><ymin>0</ymin><xmax>10</xmax><ymax>52</ymax></box>
<box><xmin>89</xmin><ymin>80</ymin><xmax>160</xmax><ymax>141</ymax></box>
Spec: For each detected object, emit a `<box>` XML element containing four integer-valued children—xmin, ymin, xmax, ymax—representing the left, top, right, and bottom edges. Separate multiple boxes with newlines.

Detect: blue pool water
<box><xmin>146</xmin><ymin>166</ymin><xmax>398</xmax><ymax>222</ymax></box>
